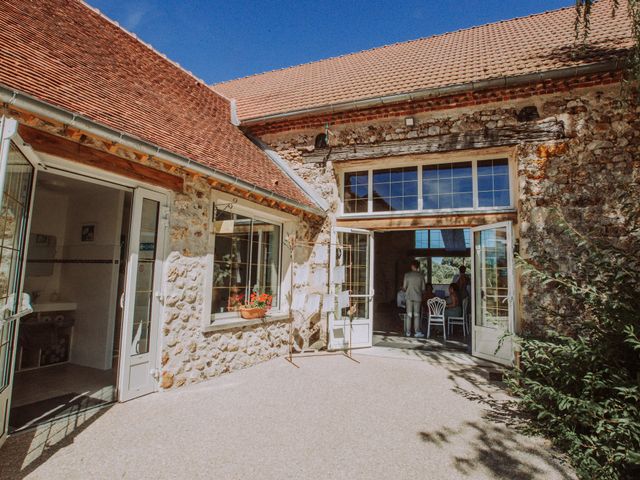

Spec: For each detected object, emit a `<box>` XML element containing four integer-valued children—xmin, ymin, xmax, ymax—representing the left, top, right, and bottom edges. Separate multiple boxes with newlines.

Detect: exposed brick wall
<box><xmin>247</xmin><ymin>71</ymin><xmax>622</xmax><ymax>136</ymax></box>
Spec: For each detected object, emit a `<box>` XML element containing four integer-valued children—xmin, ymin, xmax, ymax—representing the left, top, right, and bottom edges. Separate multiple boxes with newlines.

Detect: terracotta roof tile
<box><xmin>215</xmin><ymin>0</ymin><xmax>633</xmax><ymax>120</ymax></box>
<box><xmin>0</xmin><ymin>0</ymin><xmax>316</xmax><ymax>209</ymax></box>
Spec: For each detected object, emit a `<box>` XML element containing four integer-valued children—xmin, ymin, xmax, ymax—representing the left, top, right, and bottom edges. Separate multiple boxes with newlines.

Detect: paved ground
<box><xmin>0</xmin><ymin>347</ymin><xmax>575</xmax><ymax>480</ymax></box>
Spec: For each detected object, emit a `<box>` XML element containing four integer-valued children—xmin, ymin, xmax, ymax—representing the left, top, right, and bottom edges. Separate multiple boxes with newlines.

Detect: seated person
<box><xmin>444</xmin><ymin>283</ymin><xmax>462</xmax><ymax>319</ymax></box>
<box><xmin>422</xmin><ymin>282</ymin><xmax>436</xmax><ymax>303</ymax></box>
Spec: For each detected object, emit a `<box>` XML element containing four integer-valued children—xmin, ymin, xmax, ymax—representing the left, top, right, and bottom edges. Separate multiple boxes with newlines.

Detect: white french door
<box><xmin>328</xmin><ymin>227</ymin><xmax>374</xmax><ymax>350</ymax></box>
<box><xmin>471</xmin><ymin>221</ymin><xmax>515</xmax><ymax>366</ymax></box>
<box><xmin>118</xmin><ymin>188</ymin><xmax>167</xmax><ymax>402</ymax></box>
<box><xmin>0</xmin><ymin>118</ymin><xmax>37</xmax><ymax>447</ymax></box>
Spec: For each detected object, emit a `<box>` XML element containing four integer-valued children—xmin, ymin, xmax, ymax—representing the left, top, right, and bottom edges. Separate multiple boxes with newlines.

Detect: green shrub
<box><xmin>509</xmin><ymin>196</ymin><xmax>640</xmax><ymax>479</ymax></box>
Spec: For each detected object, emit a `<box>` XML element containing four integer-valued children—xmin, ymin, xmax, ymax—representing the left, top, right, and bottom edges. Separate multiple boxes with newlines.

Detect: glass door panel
<box><xmin>119</xmin><ymin>189</ymin><xmax>165</xmax><ymax>402</ymax></box>
<box><xmin>329</xmin><ymin>227</ymin><xmax>373</xmax><ymax>349</ymax></box>
<box><xmin>0</xmin><ymin>118</ymin><xmax>36</xmax><ymax>447</ymax></box>
<box><xmin>472</xmin><ymin>222</ymin><xmax>514</xmax><ymax>365</ymax></box>
<box><xmin>130</xmin><ymin>198</ymin><xmax>159</xmax><ymax>356</ymax></box>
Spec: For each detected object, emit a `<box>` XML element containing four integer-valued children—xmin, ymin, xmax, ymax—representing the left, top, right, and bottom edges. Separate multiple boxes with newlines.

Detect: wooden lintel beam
<box><xmin>18</xmin><ymin>125</ymin><xmax>184</xmax><ymax>192</ymax></box>
<box><xmin>336</xmin><ymin>211</ymin><xmax>518</xmax><ymax>230</ymax></box>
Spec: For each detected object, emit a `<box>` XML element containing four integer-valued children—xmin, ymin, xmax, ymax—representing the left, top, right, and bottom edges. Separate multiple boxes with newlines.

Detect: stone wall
<box><xmin>159</xmin><ymin>176</ymin><xmax>319</xmax><ymax>389</ymax></box>
<box><xmin>250</xmin><ymin>82</ymin><xmax>640</xmax><ymax>337</ymax></box>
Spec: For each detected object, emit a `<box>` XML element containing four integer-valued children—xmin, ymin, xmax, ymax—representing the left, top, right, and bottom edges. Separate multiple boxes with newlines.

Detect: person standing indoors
<box><xmin>403</xmin><ymin>260</ymin><xmax>425</xmax><ymax>337</ymax></box>
<box><xmin>452</xmin><ymin>265</ymin><xmax>471</xmax><ymax>303</ymax></box>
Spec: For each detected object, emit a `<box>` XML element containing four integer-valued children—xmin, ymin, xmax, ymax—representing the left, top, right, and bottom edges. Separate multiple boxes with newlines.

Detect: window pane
<box><xmin>422</xmin><ymin>161</ymin><xmax>472</xmax><ymax>210</ymax></box>
<box><xmin>437</xmin><ymin>178</ymin><xmax>452</xmax><ymax>194</ymax></box>
<box><xmin>494</xmin><ymin>190</ymin><xmax>511</xmax><ymax>207</ymax></box>
<box><xmin>439</xmin><ymin>194</ymin><xmax>453</xmax><ymax>209</ymax></box>
<box><xmin>452</xmin><ymin>162</ymin><xmax>472</xmax><ymax>178</ymax></box>
<box><xmin>476</xmin><ymin>159</ymin><xmax>511</xmax><ymax>208</ymax></box>
<box><xmin>424</xmin><ymin>194</ymin><xmax>438</xmax><ymax>209</ymax></box>
<box><xmin>373</xmin><ymin>170</ymin><xmax>390</xmax><ymax>183</ymax></box>
<box><xmin>402</xmin><ymin>196</ymin><xmax>418</xmax><ymax>211</ymax></box>
<box><xmin>211</xmin><ymin>205</ymin><xmax>281</xmax><ymax>317</ymax></box>
<box><xmin>372</xmin><ymin>182</ymin><xmax>390</xmax><ymax>198</ymax></box>
<box><xmin>452</xmin><ymin>177</ymin><xmax>472</xmax><ymax>194</ymax></box>
<box><xmin>344</xmin><ymin>171</ymin><xmax>369</xmax><ymax>213</ymax></box>
<box><xmin>478</xmin><ymin>190</ymin><xmax>494</xmax><ymax>207</ymax></box>
<box><xmin>422</xmin><ymin>177</ymin><xmax>438</xmax><ymax>195</ymax></box>
<box><xmin>493</xmin><ymin>175</ymin><xmax>509</xmax><ymax>191</ymax></box>
<box><xmin>453</xmin><ymin>193</ymin><xmax>473</xmax><ymax>208</ymax></box>
<box><xmin>372</xmin><ymin>167</ymin><xmax>417</xmax><ymax>212</ymax></box>
<box><xmin>404</xmin><ymin>180</ymin><xmax>418</xmax><ymax>196</ymax></box>
<box><xmin>492</xmin><ymin>160</ymin><xmax>509</xmax><ymax>175</ymax></box>
<box><xmin>477</xmin><ymin>175</ymin><xmax>493</xmax><ymax>192</ymax></box>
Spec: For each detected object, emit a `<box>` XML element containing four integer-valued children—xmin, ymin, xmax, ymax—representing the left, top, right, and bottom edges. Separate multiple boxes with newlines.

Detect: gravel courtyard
<box><xmin>0</xmin><ymin>348</ymin><xmax>575</xmax><ymax>479</ymax></box>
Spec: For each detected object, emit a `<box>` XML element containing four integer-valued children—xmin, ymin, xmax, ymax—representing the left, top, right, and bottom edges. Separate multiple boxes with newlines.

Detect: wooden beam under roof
<box><xmin>19</xmin><ymin>125</ymin><xmax>184</xmax><ymax>192</ymax></box>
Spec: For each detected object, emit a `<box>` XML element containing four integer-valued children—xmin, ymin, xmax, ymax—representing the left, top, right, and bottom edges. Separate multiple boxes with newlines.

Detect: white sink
<box><xmin>32</xmin><ymin>302</ymin><xmax>77</xmax><ymax>313</ymax></box>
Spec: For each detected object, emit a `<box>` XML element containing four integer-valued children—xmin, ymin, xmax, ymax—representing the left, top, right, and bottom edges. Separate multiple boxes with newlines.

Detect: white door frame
<box><xmin>471</xmin><ymin>220</ymin><xmax>515</xmax><ymax>366</ymax></box>
<box><xmin>36</xmin><ymin>153</ymin><xmax>170</xmax><ymax>401</ymax></box>
<box><xmin>118</xmin><ymin>187</ymin><xmax>168</xmax><ymax>402</ymax></box>
<box><xmin>328</xmin><ymin>226</ymin><xmax>374</xmax><ymax>350</ymax></box>
<box><xmin>0</xmin><ymin>119</ymin><xmax>38</xmax><ymax>447</ymax></box>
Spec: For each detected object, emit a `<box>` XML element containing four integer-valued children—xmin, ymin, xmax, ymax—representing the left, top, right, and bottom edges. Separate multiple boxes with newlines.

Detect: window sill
<box><xmin>203</xmin><ymin>311</ymin><xmax>292</xmax><ymax>333</ymax></box>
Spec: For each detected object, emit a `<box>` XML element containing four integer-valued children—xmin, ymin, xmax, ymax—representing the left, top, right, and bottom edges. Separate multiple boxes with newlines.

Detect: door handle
<box><xmin>120</xmin><ymin>292</ymin><xmax>125</xmax><ymax>309</ymax></box>
<box><xmin>154</xmin><ymin>291</ymin><xmax>164</xmax><ymax>304</ymax></box>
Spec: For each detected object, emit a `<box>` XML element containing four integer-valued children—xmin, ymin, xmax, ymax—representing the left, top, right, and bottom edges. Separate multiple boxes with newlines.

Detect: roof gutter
<box><xmin>0</xmin><ymin>85</ymin><xmax>325</xmax><ymax>217</ymax></box>
<box><xmin>240</xmin><ymin>59</ymin><xmax>623</xmax><ymax>125</ymax></box>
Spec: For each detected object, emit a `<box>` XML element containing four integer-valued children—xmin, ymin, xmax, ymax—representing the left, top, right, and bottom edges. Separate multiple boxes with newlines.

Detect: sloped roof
<box><xmin>0</xmin><ymin>0</ymin><xmax>317</xmax><ymax>209</ymax></box>
<box><xmin>215</xmin><ymin>0</ymin><xmax>633</xmax><ymax>121</ymax></box>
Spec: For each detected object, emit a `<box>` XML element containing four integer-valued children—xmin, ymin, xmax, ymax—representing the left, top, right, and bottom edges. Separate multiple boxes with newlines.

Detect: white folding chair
<box><xmin>426</xmin><ymin>297</ymin><xmax>447</xmax><ymax>341</ymax></box>
<box><xmin>447</xmin><ymin>297</ymin><xmax>469</xmax><ymax>337</ymax></box>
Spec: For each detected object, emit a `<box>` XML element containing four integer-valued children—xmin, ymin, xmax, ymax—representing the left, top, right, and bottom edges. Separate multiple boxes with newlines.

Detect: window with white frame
<box><xmin>477</xmin><ymin>158</ymin><xmax>510</xmax><ymax>207</ymax></box>
<box><xmin>422</xmin><ymin>162</ymin><xmax>473</xmax><ymax>210</ymax></box>
<box><xmin>341</xmin><ymin>158</ymin><xmax>512</xmax><ymax>215</ymax></box>
<box><xmin>372</xmin><ymin>166</ymin><xmax>418</xmax><ymax>212</ymax></box>
<box><xmin>343</xmin><ymin>170</ymin><xmax>369</xmax><ymax>213</ymax></box>
<box><xmin>210</xmin><ymin>203</ymin><xmax>281</xmax><ymax>317</ymax></box>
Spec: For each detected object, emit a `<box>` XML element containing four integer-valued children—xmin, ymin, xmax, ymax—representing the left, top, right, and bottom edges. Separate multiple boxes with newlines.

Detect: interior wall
<box><xmin>23</xmin><ymin>189</ymin><xmax>68</xmax><ymax>301</ymax></box>
<box><xmin>60</xmin><ymin>188</ymin><xmax>124</xmax><ymax>370</ymax></box>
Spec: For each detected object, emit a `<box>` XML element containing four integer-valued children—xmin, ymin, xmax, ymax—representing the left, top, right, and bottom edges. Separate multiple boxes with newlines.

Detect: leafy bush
<box><xmin>509</xmin><ymin>196</ymin><xmax>640</xmax><ymax>479</ymax></box>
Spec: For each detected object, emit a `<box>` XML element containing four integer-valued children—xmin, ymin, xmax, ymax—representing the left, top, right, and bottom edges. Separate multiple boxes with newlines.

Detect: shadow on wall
<box><xmin>0</xmin><ymin>401</ymin><xmax>112</xmax><ymax>480</ymax></box>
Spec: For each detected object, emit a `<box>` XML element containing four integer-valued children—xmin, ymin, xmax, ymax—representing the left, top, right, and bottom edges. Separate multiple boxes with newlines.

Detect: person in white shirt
<box><xmin>403</xmin><ymin>260</ymin><xmax>425</xmax><ymax>337</ymax></box>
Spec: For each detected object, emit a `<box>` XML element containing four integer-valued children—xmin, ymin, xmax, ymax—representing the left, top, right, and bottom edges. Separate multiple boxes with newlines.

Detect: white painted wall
<box><xmin>23</xmin><ymin>189</ymin><xmax>69</xmax><ymax>301</ymax></box>
<box><xmin>60</xmin><ymin>189</ymin><xmax>124</xmax><ymax>370</ymax></box>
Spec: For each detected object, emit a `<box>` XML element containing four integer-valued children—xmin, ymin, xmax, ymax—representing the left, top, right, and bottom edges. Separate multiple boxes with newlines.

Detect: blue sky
<box><xmin>86</xmin><ymin>0</ymin><xmax>573</xmax><ymax>84</ymax></box>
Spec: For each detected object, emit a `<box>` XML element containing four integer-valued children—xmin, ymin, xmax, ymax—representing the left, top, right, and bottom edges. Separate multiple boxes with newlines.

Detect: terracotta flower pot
<box><xmin>239</xmin><ymin>307</ymin><xmax>267</xmax><ymax>319</ymax></box>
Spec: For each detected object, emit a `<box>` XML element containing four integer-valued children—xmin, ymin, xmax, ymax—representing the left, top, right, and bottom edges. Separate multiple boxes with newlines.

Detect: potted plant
<box><xmin>239</xmin><ymin>292</ymin><xmax>273</xmax><ymax>319</ymax></box>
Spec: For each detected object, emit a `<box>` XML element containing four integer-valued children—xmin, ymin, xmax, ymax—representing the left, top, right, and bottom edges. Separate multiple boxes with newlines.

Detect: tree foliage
<box><xmin>508</xmin><ymin>191</ymin><xmax>640</xmax><ymax>479</ymax></box>
<box><xmin>576</xmin><ymin>1</ymin><xmax>640</xmax><ymax>89</ymax></box>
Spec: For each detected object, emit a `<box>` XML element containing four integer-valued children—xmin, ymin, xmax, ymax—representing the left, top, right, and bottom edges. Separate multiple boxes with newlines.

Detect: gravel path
<box><xmin>0</xmin><ymin>349</ymin><xmax>575</xmax><ymax>479</ymax></box>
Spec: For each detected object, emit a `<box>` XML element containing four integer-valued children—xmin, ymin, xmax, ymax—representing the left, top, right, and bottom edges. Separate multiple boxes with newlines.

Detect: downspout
<box><xmin>0</xmin><ymin>85</ymin><xmax>325</xmax><ymax>217</ymax></box>
<box><xmin>239</xmin><ymin>59</ymin><xmax>623</xmax><ymax>125</ymax></box>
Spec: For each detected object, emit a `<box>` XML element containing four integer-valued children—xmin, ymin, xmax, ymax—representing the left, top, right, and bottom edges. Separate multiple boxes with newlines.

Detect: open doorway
<box><xmin>9</xmin><ymin>171</ymin><xmax>131</xmax><ymax>431</ymax></box>
<box><xmin>373</xmin><ymin>228</ymin><xmax>471</xmax><ymax>350</ymax></box>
